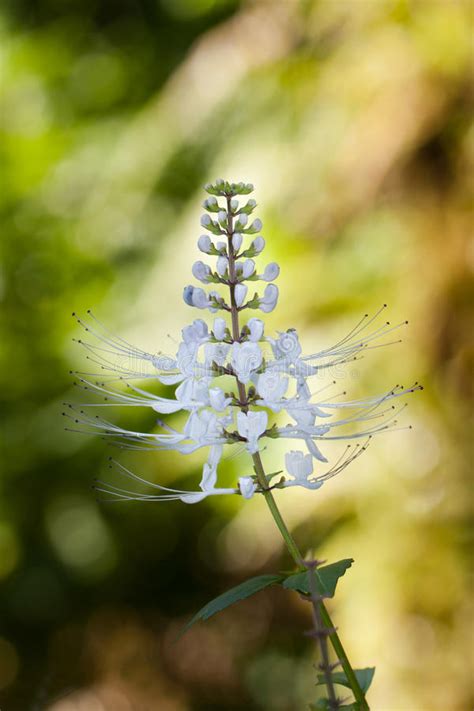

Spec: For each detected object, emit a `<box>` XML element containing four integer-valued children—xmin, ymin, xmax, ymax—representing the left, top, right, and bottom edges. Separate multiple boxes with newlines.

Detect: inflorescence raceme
<box><xmin>66</xmin><ymin>179</ymin><xmax>422</xmax><ymax>503</ymax></box>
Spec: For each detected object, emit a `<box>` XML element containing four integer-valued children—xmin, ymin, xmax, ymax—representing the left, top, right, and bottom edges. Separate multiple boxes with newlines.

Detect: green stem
<box><xmin>306</xmin><ymin>560</ymin><xmax>340</xmax><ymax>710</ymax></box>
<box><xmin>252</xmin><ymin>452</ymin><xmax>301</xmax><ymax>564</ymax></box>
<box><xmin>224</xmin><ymin>193</ymin><xmax>369</xmax><ymax>711</ymax></box>
<box><xmin>253</xmin><ymin>452</ymin><xmax>369</xmax><ymax>710</ymax></box>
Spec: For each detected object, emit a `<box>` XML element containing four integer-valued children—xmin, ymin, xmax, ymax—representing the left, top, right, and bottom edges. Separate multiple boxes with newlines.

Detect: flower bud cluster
<box><xmin>184</xmin><ymin>179</ymin><xmax>279</xmax><ymax>316</ymax></box>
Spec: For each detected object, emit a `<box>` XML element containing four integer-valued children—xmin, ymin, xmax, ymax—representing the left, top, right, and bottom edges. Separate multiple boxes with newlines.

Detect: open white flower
<box><xmin>231</xmin><ymin>342</ymin><xmax>263</xmax><ymax>384</ymax></box>
<box><xmin>283</xmin><ymin>450</ymin><xmax>323</xmax><ymax>490</ymax></box>
<box><xmin>204</xmin><ymin>342</ymin><xmax>230</xmax><ymax>367</ymax></box>
<box><xmin>270</xmin><ymin>329</ymin><xmax>302</xmax><ymax>363</ymax></box>
<box><xmin>237</xmin><ymin>411</ymin><xmax>268</xmax><ymax>453</ymax></box>
<box><xmin>256</xmin><ymin>371</ymin><xmax>289</xmax><ymax>412</ymax></box>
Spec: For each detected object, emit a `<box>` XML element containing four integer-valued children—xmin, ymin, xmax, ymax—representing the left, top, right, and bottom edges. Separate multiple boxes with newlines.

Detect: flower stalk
<box><xmin>69</xmin><ymin>179</ymin><xmax>421</xmax><ymax>709</ymax></box>
<box><xmin>304</xmin><ymin>558</ymin><xmax>341</xmax><ymax>710</ymax></box>
<box><xmin>223</xmin><ymin>194</ymin><xmax>369</xmax><ymax>710</ymax></box>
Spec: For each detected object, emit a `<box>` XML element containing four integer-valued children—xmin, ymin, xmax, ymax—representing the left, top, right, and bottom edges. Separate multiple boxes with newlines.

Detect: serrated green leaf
<box><xmin>316</xmin><ymin>667</ymin><xmax>375</xmax><ymax>694</ymax></box>
<box><xmin>181</xmin><ymin>574</ymin><xmax>284</xmax><ymax>636</ymax></box>
<box><xmin>282</xmin><ymin>559</ymin><xmax>354</xmax><ymax>598</ymax></box>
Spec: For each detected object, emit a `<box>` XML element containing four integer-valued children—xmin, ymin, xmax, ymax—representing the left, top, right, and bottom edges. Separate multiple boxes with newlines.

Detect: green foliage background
<box><xmin>0</xmin><ymin>1</ymin><xmax>472</xmax><ymax>709</ymax></box>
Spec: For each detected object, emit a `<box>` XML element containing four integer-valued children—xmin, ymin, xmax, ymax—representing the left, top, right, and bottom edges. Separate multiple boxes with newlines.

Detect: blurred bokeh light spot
<box><xmin>0</xmin><ymin>521</ymin><xmax>21</xmax><ymax>580</ymax></box>
<box><xmin>48</xmin><ymin>690</ymin><xmax>106</xmax><ymax>711</ymax></box>
<box><xmin>2</xmin><ymin>75</ymin><xmax>51</xmax><ymax>136</ymax></box>
<box><xmin>68</xmin><ymin>52</ymin><xmax>126</xmax><ymax>111</ymax></box>
<box><xmin>46</xmin><ymin>495</ymin><xmax>117</xmax><ymax>580</ymax></box>
<box><xmin>0</xmin><ymin>637</ymin><xmax>20</xmax><ymax>690</ymax></box>
<box><xmin>245</xmin><ymin>651</ymin><xmax>314</xmax><ymax>710</ymax></box>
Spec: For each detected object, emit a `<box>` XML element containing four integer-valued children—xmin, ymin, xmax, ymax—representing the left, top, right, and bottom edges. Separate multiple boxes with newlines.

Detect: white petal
<box><xmin>234</xmin><ymin>283</ymin><xmax>248</xmax><ymax>307</ymax></box>
<box><xmin>151</xmin><ymin>400</ymin><xmax>184</xmax><ymax>414</ymax></box>
<box><xmin>192</xmin><ymin>288</ymin><xmax>209</xmax><ymax>309</ymax></box>
<box><xmin>216</xmin><ymin>256</ymin><xmax>228</xmax><ymax>276</ymax></box>
<box><xmin>208</xmin><ymin>444</ymin><xmax>223</xmax><ymax>469</ymax></box>
<box><xmin>183</xmin><ymin>285</ymin><xmax>194</xmax><ymax>306</ymax></box>
<box><xmin>259</xmin><ymin>284</ymin><xmax>279</xmax><ymax>313</ymax></box>
<box><xmin>262</xmin><ymin>262</ymin><xmax>280</xmax><ymax>282</ymax></box>
<box><xmin>192</xmin><ymin>261</ymin><xmax>211</xmax><ymax>283</ymax></box>
<box><xmin>200</xmin><ymin>463</ymin><xmax>217</xmax><ymax>491</ymax></box>
<box><xmin>231</xmin><ymin>342</ymin><xmax>263</xmax><ymax>384</ymax></box>
<box><xmin>232</xmin><ymin>233</ymin><xmax>243</xmax><ymax>251</ymax></box>
<box><xmin>156</xmin><ymin>373</ymin><xmax>186</xmax><ymax>385</ymax></box>
<box><xmin>285</xmin><ymin>450</ymin><xmax>313</xmax><ymax>478</ymax></box>
<box><xmin>242</xmin><ymin>259</ymin><xmax>255</xmax><ymax>279</ymax></box>
<box><xmin>305</xmin><ymin>438</ymin><xmax>328</xmax><ymax>463</ymax></box>
<box><xmin>247</xmin><ymin>318</ymin><xmax>264</xmax><ymax>342</ymax></box>
<box><xmin>180</xmin><ymin>492</ymin><xmax>208</xmax><ymax>504</ymax></box>
<box><xmin>209</xmin><ymin>387</ymin><xmax>227</xmax><ymax>411</ymax></box>
<box><xmin>239</xmin><ymin>476</ymin><xmax>257</xmax><ymax>499</ymax></box>
<box><xmin>213</xmin><ymin>317</ymin><xmax>227</xmax><ymax>341</ymax></box>
<box><xmin>198</xmin><ymin>235</ymin><xmax>212</xmax><ymax>253</ymax></box>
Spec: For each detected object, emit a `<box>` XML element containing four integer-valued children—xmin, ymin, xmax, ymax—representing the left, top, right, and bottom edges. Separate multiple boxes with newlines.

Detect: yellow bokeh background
<box><xmin>1</xmin><ymin>1</ymin><xmax>472</xmax><ymax>709</ymax></box>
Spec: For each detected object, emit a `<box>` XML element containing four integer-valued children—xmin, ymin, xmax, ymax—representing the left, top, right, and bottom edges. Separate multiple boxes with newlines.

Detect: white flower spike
<box><xmin>69</xmin><ymin>180</ymin><xmax>421</xmax><ymax>504</ymax></box>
